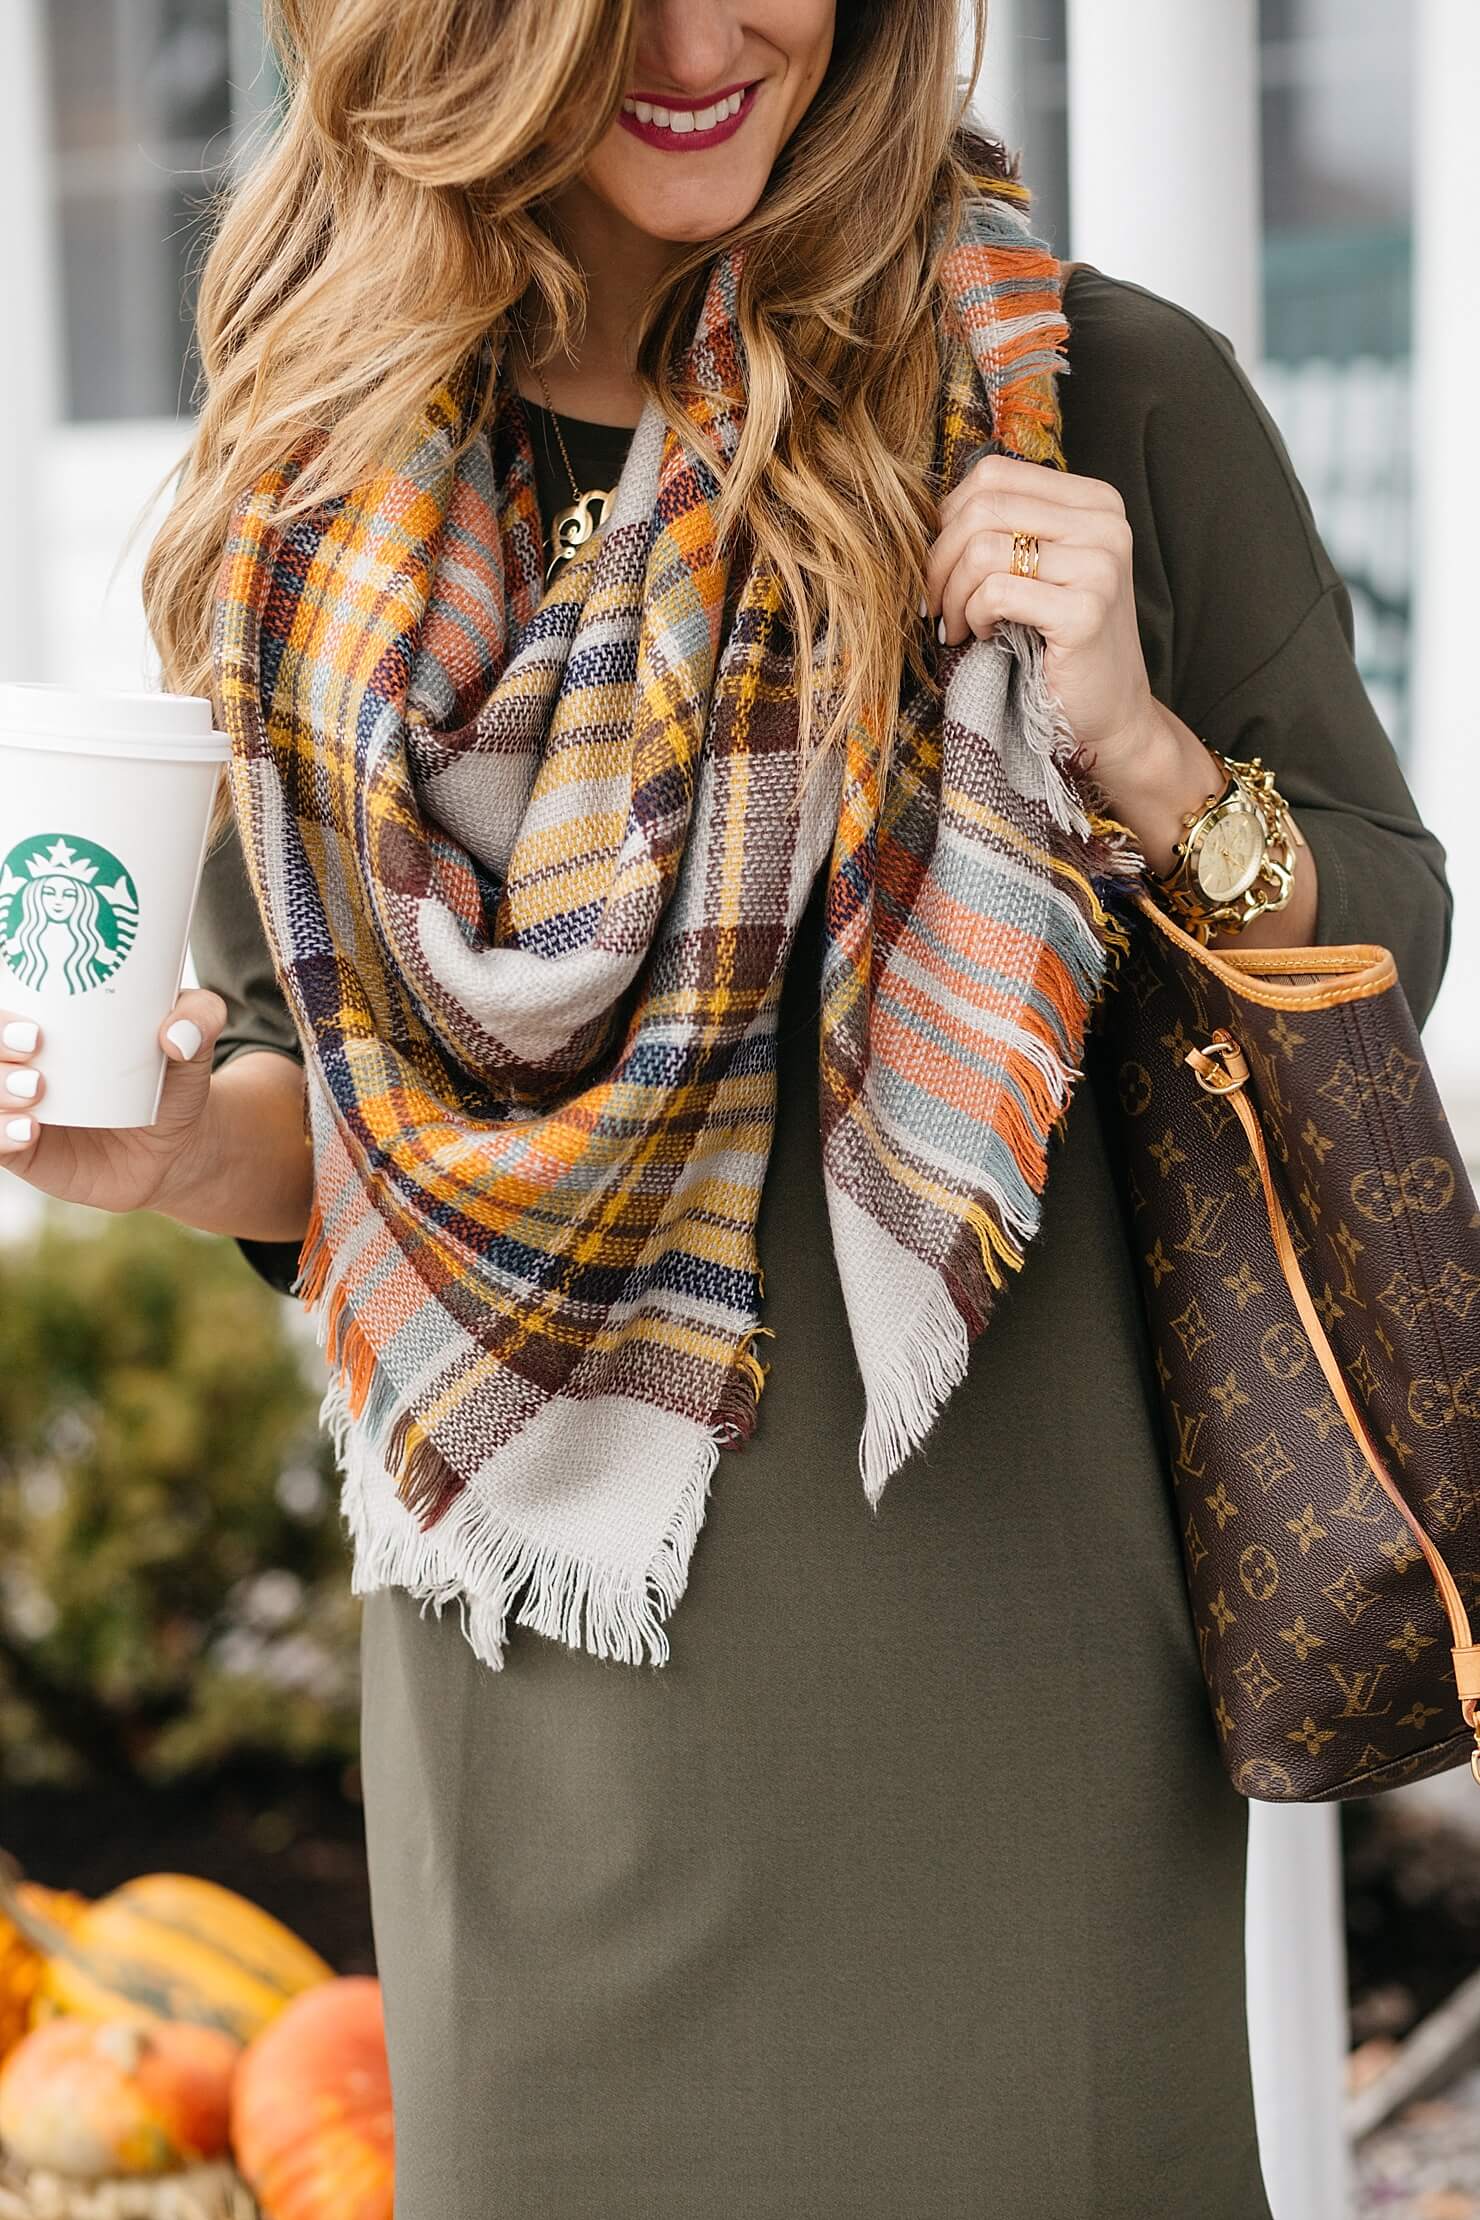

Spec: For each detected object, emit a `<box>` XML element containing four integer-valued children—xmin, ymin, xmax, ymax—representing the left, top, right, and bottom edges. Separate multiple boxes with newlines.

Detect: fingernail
<box><xmin>4</xmin><ymin>1116</ymin><xmax>34</xmax><ymax>1144</ymax></box>
<box><xmin>918</xmin><ymin>593</ymin><xmax>929</xmax><ymax>619</ymax></box>
<box><xmin>165</xmin><ymin>1018</ymin><xmax>203</xmax><ymax>1062</ymax></box>
<box><xmin>2</xmin><ymin>1020</ymin><xmax>38</xmax><ymax>1054</ymax></box>
<box><xmin>936</xmin><ymin>617</ymin><xmax>948</xmax><ymax>646</ymax></box>
<box><xmin>4</xmin><ymin>1068</ymin><xmax>38</xmax><ymax>1101</ymax></box>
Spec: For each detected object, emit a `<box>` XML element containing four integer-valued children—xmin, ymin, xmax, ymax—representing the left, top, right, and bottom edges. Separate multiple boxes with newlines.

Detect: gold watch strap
<box><xmin>1154</xmin><ymin>748</ymin><xmax>1302</xmax><ymax>944</ymax></box>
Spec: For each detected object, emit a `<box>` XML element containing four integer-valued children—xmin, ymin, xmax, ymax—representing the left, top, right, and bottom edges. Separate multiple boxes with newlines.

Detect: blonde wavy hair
<box><xmin>140</xmin><ymin>0</ymin><xmax>1020</xmax><ymax>841</ymax></box>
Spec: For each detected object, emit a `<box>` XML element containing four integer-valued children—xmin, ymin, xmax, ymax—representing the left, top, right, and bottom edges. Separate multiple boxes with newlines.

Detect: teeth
<box><xmin>625</xmin><ymin>87</ymin><xmax>745</xmax><ymax>132</ymax></box>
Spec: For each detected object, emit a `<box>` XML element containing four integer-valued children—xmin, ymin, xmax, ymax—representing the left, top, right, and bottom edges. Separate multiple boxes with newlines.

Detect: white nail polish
<box><xmin>918</xmin><ymin>594</ymin><xmax>929</xmax><ymax>619</ymax></box>
<box><xmin>4</xmin><ymin>1117</ymin><xmax>33</xmax><ymax>1144</ymax></box>
<box><xmin>4</xmin><ymin>1068</ymin><xmax>38</xmax><ymax>1101</ymax></box>
<box><xmin>936</xmin><ymin>617</ymin><xmax>948</xmax><ymax>646</ymax></box>
<box><xmin>2</xmin><ymin>1020</ymin><xmax>38</xmax><ymax>1054</ymax></box>
<box><xmin>165</xmin><ymin>1018</ymin><xmax>203</xmax><ymax>1062</ymax></box>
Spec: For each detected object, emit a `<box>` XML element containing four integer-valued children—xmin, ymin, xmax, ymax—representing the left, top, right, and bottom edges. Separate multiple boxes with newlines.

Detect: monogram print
<box><xmin>1239</xmin><ymin>1544</ymin><xmax>1280</xmax><ymax>1601</ymax></box>
<box><xmin>1104</xmin><ymin>906</ymin><xmax>1480</xmax><ymax>1802</ymax></box>
<box><xmin>1171</xmin><ymin>1399</ymin><xmax>1208</xmax><ymax>1479</ymax></box>
<box><xmin>1379</xmin><ymin>1262</ymin><xmax>1480</xmax><ymax>1328</ymax></box>
<box><xmin>1177</xmin><ymin>1182</ymin><xmax>1234</xmax><ymax>1258</ymax></box>
<box><xmin>1118</xmin><ymin>1060</ymin><xmax>1153</xmax><ymax>1118</ymax></box>
<box><xmin>1351</xmin><ymin>1156</ymin><xmax>1456</xmax><ymax>1225</ymax></box>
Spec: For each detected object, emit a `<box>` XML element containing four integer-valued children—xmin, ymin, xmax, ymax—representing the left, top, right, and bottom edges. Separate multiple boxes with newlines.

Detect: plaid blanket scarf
<box><xmin>212</xmin><ymin>176</ymin><xmax>1139</xmax><ymax>1672</ymax></box>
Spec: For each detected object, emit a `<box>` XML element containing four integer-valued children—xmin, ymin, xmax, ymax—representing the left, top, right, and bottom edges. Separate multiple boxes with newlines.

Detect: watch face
<box><xmin>1196</xmin><ymin>805</ymin><xmax>1265</xmax><ymax>903</ymax></box>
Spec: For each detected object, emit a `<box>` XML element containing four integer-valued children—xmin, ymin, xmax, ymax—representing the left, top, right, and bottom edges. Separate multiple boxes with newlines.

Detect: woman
<box><xmin>0</xmin><ymin>2</ymin><xmax>1450</xmax><ymax>2213</ymax></box>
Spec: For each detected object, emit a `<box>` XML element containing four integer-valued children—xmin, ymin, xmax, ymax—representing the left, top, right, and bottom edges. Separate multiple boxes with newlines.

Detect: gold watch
<box><xmin>1154</xmin><ymin>747</ymin><xmax>1304</xmax><ymax>944</ymax></box>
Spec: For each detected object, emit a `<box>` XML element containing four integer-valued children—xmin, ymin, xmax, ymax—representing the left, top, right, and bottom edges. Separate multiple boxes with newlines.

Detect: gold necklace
<box><xmin>529</xmin><ymin>358</ymin><xmax>614</xmax><ymax>587</ymax></box>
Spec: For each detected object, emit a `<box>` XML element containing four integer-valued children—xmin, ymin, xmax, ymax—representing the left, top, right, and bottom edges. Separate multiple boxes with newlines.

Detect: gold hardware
<box><xmin>1463</xmin><ymin>1696</ymin><xmax>1480</xmax><ymax>1790</ymax></box>
<box><xmin>1185</xmin><ymin>1031</ymin><xmax>1250</xmax><ymax>1095</ymax></box>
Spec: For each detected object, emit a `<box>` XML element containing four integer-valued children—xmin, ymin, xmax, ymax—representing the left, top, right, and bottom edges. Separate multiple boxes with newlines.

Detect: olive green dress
<box><xmin>190</xmin><ymin>264</ymin><xmax>1452</xmax><ymax>2219</ymax></box>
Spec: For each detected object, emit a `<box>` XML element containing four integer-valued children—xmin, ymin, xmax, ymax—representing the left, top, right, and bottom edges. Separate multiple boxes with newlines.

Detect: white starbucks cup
<box><xmin>0</xmin><ymin>683</ymin><xmax>231</xmax><ymax>1128</ymax></box>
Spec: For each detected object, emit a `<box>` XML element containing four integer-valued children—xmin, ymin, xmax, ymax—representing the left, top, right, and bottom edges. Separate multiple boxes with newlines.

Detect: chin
<box><xmin>649</xmin><ymin>215</ymin><xmax>751</xmax><ymax>245</ymax></box>
<box><xmin>597</xmin><ymin>156</ymin><xmax>771</xmax><ymax>247</ymax></box>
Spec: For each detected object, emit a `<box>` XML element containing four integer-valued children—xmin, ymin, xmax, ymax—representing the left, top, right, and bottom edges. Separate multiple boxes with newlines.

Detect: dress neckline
<box><xmin>519</xmin><ymin>392</ymin><xmax>641</xmax><ymax>438</ymax></box>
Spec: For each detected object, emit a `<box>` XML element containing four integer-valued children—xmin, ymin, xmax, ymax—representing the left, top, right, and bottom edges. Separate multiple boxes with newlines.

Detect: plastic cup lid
<box><xmin>0</xmin><ymin>682</ymin><xmax>230</xmax><ymax>760</ymax></box>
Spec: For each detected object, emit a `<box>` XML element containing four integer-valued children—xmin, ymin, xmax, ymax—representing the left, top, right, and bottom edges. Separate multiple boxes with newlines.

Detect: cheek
<box><xmin>578</xmin><ymin>130</ymin><xmax>649</xmax><ymax>222</ymax></box>
<box><xmin>799</xmin><ymin>8</ymin><xmax>835</xmax><ymax>91</ymax></box>
<box><xmin>754</xmin><ymin>0</ymin><xmax>834</xmax><ymax>88</ymax></box>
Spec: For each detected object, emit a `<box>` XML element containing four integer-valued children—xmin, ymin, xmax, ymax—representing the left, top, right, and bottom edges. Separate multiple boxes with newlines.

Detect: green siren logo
<box><xmin>0</xmin><ymin>833</ymin><xmax>140</xmax><ymax>996</ymax></box>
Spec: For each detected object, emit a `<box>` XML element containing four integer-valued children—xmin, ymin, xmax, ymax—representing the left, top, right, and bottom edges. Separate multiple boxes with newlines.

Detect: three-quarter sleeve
<box><xmin>191</xmin><ymin>815</ymin><xmax>304</xmax><ymax>1071</ymax></box>
<box><xmin>189</xmin><ymin>817</ymin><xmax>306</xmax><ymax>1296</ymax></box>
<box><xmin>1191</xmin><ymin>578</ymin><xmax>1452</xmax><ymax>1023</ymax></box>
<box><xmin>1059</xmin><ymin>262</ymin><xmax>1453</xmax><ymax>1028</ymax></box>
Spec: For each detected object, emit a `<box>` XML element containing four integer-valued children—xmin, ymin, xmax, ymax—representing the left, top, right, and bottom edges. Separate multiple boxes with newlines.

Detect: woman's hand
<box><xmin>921</xmin><ymin>451</ymin><xmax>1319</xmax><ymax>945</ymax></box>
<box><xmin>923</xmin><ymin>451</ymin><xmax>1166</xmax><ymax>793</ymax></box>
<box><xmin>0</xmin><ymin>989</ymin><xmax>228</xmax><ymax>1215</ymax></box>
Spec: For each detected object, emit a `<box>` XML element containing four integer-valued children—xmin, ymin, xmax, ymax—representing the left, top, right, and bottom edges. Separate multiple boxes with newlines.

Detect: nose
<box><xmin>632</xmin><ymin>1</ymin><xmax>746</xmax><ymax>101</ymax></box>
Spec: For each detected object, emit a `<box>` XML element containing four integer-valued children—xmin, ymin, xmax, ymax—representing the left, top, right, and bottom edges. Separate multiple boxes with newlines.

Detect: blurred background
<box><xmin>0</xmin><ymin>4</ymin><xmax>1476</xmax><ymax>2216</ymax></box>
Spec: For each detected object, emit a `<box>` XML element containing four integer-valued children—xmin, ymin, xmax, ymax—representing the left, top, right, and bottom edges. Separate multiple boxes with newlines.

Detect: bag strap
<box><xmin>1186</xmin><ymin>1029</ymin><xmax>1480</xmax><ymax>1782</ymax></box>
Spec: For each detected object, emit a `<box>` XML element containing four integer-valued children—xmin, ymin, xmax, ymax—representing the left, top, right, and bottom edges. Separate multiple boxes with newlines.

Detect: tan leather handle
<box><xmin>1186</xmin><ymin>1031</ymin><xmax>1480</xmax><ymax>1777</ymax></box>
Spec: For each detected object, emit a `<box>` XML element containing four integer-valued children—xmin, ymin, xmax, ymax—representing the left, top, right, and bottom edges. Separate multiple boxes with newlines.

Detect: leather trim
<box><xmin>1219</xmin><ymin>1064</ymin><xmax>1476</xmax><ymax>1663</ymax></box>
<box><xmin>1309</xmin><ymin>1725</ymin><xmax>1477</xmax><ymax>1802</ymax></box>
<box><xmin>1132</xmin><ymin>887</ymin><xmax>1396</xmax><ymax>1009</ymax></box>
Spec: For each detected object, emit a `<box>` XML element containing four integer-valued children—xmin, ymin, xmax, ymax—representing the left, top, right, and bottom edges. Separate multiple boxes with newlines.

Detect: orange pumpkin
<box><xmin>232</xmin><ymin>1976</ymin><xmax>393</xmax><ymax>2220</ymax></box>
<box><xmin>0</xmin><ymin>2016</ymin><xmax>238</xmax><ymax>2177</ymax></box>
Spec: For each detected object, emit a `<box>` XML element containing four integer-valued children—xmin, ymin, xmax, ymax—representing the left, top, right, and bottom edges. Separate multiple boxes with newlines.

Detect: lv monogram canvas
<box><xmin>1101</xmin><ymin>893</ymin><xmax>1480</xmax><ymax>1803</ymax></box>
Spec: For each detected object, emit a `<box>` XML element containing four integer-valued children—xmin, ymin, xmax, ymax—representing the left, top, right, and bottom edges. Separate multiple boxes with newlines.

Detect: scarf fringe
<box><xmin>330</xmin><ymin>1364</ymin><xmax>727</xmax><ymax>1671</ymax></box>
<box><xmin>295</xmin><ymin>1197</ymin><xmax>768</xmax><ymax>1668</ymax></box>
<box><xmin>857</xmin><ymin>1268</ymin><xmax>976</xmax><ymax>1505</ymax></box>
<box><xmin>945</xmin><ymin>204</ymin><xmax>1070</xmax><ymax>473</ymax></box>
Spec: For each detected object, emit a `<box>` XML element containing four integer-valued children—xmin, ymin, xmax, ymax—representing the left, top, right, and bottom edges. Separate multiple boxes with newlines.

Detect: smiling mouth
<box><xmin>618</xmin><ymin>81</ymin><xmax>758</xmax><ymax>148</ymax></box>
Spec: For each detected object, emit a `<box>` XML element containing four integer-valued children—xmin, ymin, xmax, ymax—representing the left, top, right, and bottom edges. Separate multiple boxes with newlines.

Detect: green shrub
<box><xmin>0</xmin><ymin>1205</ymin><xmax>356</xmax><ymax>1786</ymax></box>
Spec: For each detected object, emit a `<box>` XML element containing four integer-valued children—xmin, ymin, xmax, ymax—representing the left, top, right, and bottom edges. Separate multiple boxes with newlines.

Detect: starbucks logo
<box><xmin>0</xmin><ymin>834</ymin><xmax>139</xmax><ymax>996</ymax></box>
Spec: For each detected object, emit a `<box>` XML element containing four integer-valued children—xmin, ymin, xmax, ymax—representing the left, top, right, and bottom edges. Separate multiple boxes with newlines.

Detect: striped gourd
<box><xmin>0</xmin><ymin>1854</ymin><xmax>333</xmax><ymax>2045</ymax></box>
<box><xmin>0</xmin><ymin>1883</ymin><xmax>89</xmax><ymax>2058</ymax></box>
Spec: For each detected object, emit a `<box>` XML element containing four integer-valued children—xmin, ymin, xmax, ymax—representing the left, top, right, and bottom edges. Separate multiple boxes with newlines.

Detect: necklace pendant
<box><xmin>545</xmin><ymin>488</ymin><xmax>612</xmax><ymax>585</ymax></box>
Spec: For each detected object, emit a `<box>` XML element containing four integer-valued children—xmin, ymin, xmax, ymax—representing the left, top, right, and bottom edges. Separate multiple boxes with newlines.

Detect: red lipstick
<box><xmin>618</xmin><ymin>80</ymin><xmax>758</xmax><ymax>153</ymax></box>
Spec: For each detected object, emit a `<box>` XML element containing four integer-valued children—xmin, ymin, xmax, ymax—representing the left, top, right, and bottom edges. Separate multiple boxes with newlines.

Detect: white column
<box><xmin>1411</xmin><ymin>0</ymin><xmax>1480</xmax><ymax>1159</ymax></box>
<box><xmin>968</xmin><ymin>0</ymin><xmax>1030</xmax><ymax>149</ymax></box>
<box><xmin>1065</xmin><ymin>0</ymin><xmax>1262</xmax><ymax>362</ymax></box>
<box><xmin>1063</xmin><ymin>8</ymin><xmax>1346</xmax><ymax>2216</ymax></box>
<box><xmin>1244</xmin><ymin>1803</ymin><xmax>1351</xmax><ymax>2220</ymax></box>
<box><xmin>228</xmin><ymin>0</ymin><xmax>281</xmax><ymax>148</ymax></box>
<box><xmin>0</xmin><ymin>0</ymin><xmax>62</xmax><ymax>680</ymax></box>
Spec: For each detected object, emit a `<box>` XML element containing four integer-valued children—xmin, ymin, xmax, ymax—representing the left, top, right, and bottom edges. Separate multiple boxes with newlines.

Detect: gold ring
<box><xmin>1010</xmin><ymin>530</ymin><xmax>1040</xmax><ymax>580</ymax></box>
